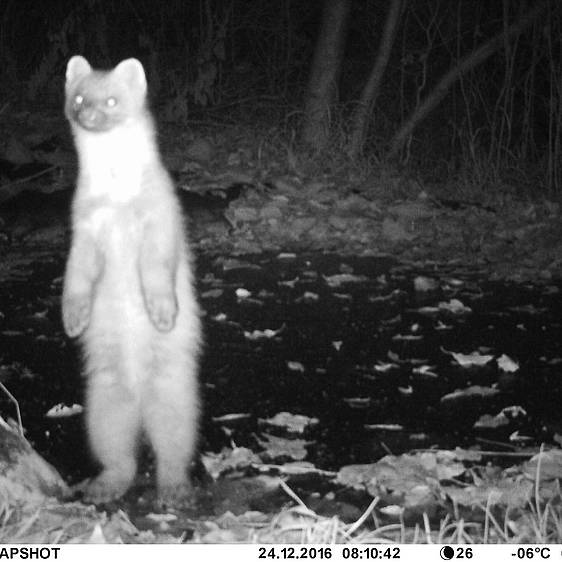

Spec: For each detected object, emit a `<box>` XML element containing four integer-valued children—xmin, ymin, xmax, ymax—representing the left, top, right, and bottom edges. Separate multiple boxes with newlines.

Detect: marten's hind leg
<box><xmin>143</xmin><ymin>358</ymin><xmax>198</xmax><ymax>506</ymax></box>
<box><xmin>82</xmin><ymin>372</ymin><xmax>141</xmax><ymax>504</ymax></box>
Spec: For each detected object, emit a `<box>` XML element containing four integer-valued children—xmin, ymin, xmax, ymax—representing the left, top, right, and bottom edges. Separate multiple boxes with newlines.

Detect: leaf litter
<box><xmin>4</xmin><ymin>245</ymin><xmax>562</xmax><ymax>541</ymax></box>
<box><xmin>6</xmin><ymin>115</ymin><xmax>562</xmax><ymax>542</ymax></box>
<box><xmin>259</xmin><ymin>412</ymin><xmax>319</xmax><ymax>434</ymax></box>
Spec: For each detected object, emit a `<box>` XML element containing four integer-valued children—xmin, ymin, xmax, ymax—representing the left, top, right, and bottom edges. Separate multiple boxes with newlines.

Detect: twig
<box><xmin>343</xmin><ymin>496</ymin><xmax>379</xmax><ymax>538</ymax></box>
<box><xmin>0</xmin><ymin>382</ymin><xmax>23</xmax><ymax>436</ymax></box>
<box><xmin>475</xmin><ymin>436</ymin><xmax>518</xmax><ymax>450</ymax></box>
<box><xmin>412</xmin><ymin>447</ymin><xmax>538</xmax><ymax>458</ymax></box>
<box><xmin>1</xmin><ymin>165</ymin><xmax>57</xmax><ymax>190</ymax></box>
<box><xmin>279</xmin><ymin>479</ymin><xmax>309</xmax><ymax>510</ymax></box>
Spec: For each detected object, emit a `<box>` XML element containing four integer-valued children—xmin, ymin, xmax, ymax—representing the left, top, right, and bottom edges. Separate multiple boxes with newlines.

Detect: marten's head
<box><xmin>65</xmin><ymin>56</ymin><xmax>148</xmax><ymax>133</ymax></box>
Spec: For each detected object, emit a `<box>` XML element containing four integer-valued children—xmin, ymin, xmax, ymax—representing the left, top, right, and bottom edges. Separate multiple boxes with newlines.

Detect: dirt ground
<box><xmin>2</xmin><ymin>115</ymin><xmax>562</xmax><ymax>543</ymax></box>
<box><xmin>2</xmin><ymin>114</ymin><xmax>562</xmax><ymax>285</ymax></box>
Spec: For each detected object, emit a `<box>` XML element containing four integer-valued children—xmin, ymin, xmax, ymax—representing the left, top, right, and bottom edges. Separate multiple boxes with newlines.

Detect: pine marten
<box><xmin>62</xmin><ymin>56</ymin><xmax>201</xmax><ymax>506</ymax></box>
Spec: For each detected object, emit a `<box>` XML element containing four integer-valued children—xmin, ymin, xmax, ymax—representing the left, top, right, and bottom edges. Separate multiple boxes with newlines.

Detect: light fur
<box><xmin>63</xmin><ymin>56</ymin><xmax>200</xmax><ymax>505</ymax></box>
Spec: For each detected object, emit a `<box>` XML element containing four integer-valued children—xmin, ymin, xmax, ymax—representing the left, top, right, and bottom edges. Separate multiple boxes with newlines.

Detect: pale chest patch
<box><xmin>76</xmin><ymin>124</ymin><xmax>149</xmax><ymax>202</ymax></box>
<box><xmin>86</xmin><ymin>204</ymin><xmax>144</xmax><ymax>255</ymax></box>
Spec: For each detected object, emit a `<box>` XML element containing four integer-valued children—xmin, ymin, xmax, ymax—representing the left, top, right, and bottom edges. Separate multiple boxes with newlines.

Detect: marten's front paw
<box><xmin>145</xmin><ymin>292</ymin><xmax>177</xmax><ymax>332</ymax></box>
<box><xmin>62</xmin><ymin>294</ymin><xmax>91</xmax><ymax>337</ymax></box>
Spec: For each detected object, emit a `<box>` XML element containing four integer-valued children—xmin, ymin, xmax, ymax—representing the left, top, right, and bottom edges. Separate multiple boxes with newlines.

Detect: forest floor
<box><xmin>2</xmin><ymin>112</ymin><xmax>562</xmax><ymax>543</ymax></box>
<box><xmin>2</xmin><ymin>111</ymin><xmax>562</xmax><ymax>284</ymax></box>
<box><xmin>161</xmin><ymin>121</ymin><xmax>562</xmax><ymax>285</ymax></box>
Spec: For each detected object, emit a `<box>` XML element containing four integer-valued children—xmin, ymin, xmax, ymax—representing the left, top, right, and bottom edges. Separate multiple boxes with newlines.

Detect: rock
<box><xmin>289</xmin><ymin>217</ymin><xmax>316</xmax><ymax>237</ymax></box>
<box><xmin>259</xmin><ymin>204</ymin><xmax>283</xmax><ymax>220</ymax></box>
<box><xmin>387</xmin><ymin>201</ymin><xmax>436</xmax><ymax>220</ymax></box>
<box><xmin>414</xmin><ymin>276</ymin><xmax>438</xmax><ymax>292</ymax></box>
<box><xmin>228</xmin><ymin>206</ymin><xmax>259</xmax><ymax>223</ymax></box>
<box><xmin>185</xmin><ymin>138</ymin><xmax>215</xmax><ymax>162</ymax></box>
<box><xmin>382</xmin><ymin>218</ymin><xmax>415</xmax><ymax>242</ymax></box>
<box><xmin>269</xmin><ymin>178</ymin><xmax>301</xmax><ymax>196</ymax></box>
<box><xmin>334</xmin><ymin>195</ymin><xmax>374</xmax><ymax>214</ymax></box>
<box><xmin>328</xmin><ymin>216</ymin><xmax>348</xmax><ymax>231</ymax></box>
<box><xmin>308</xmin><ymin>223</ymin><xmax>330</xmax><ymax>240</ymax></box>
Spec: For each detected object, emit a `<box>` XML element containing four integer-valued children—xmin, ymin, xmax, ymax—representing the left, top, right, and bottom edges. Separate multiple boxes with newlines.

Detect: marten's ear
<box><xmin>66</xmin><ymin>56</ymin><xmax>92</xmax><ymax>84</ymax></box>
<box><xmin>113</xmin><ymin>58</ymin><xmax>147</xmax><ymax>95</ymax></box>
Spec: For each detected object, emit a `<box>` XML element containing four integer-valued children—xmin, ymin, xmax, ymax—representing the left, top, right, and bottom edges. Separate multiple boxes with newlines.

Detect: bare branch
<box><xmin>387</xmin><ymin>0</ymin><xmax>550</xmax><ymax>159</ymax></box>
<box><xmin>348</xmin><ymin>0</ymin><xmax>404</xmax><ymax>158</ymax></box>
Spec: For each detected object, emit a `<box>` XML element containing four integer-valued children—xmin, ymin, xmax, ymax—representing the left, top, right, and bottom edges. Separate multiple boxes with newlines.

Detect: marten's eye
<box><xmin>74</xmin><ymin>94</ymin><xmax>84</xmax><ymax>105</ymax></box>
<box><xmin>106</xmin><ymin>97</ymin><xmax>117</xmax><ymax>108</ymax></box>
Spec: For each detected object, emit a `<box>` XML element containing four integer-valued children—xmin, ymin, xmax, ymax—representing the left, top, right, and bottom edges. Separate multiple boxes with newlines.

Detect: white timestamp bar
<box><xmin>2</xmin><ymin>544</ymin><xmax>560</xmax><ymax>562</ymax></box>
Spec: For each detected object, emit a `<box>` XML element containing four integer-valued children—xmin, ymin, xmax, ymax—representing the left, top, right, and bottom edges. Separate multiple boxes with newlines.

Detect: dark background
<box><xmin>1</xmin><ymin>0</ymin><xmax>560</xmax><ymax>192</ymax></box>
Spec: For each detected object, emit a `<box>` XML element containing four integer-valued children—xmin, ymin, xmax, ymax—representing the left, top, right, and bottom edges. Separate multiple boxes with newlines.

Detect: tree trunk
<box><xmin>387</xmin><ymin>0</ymin><xmax>550</xmax><ymax>159</ymax></box>
<box><xmin>301</xmin><ymin>0</ymin><xmax>351</xmax><ymax>151</ymax></box>
<box><xmin>348</xmin><ymin>0</ymin><xmax>403</xmax><ymax>159</ymax></box>
<box><xmin>0</xmin><ymin>415</ymin><xmax>69</xmax><ymax>505</ymax></box>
